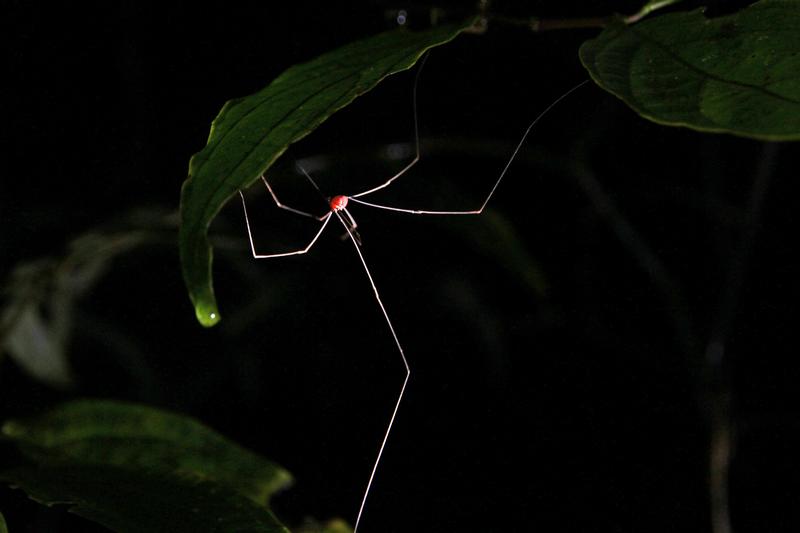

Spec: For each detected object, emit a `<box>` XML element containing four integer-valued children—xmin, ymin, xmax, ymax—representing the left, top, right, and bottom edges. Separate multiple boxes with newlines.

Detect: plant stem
<box><xmin>569</xmin><ymin>159</ymin><xmax>695</xmax><ymax>356</ymax></box>
<box><xmin>490</xmin><ymin>0</ymin><xmax>686</xmax><ymax>32</ymax></box>
<box><xmin>490</xmin><ymin>14</ymin><xmax>610</xmax><ymax>32</ymax></box>
<box><xmin>625</xmin><ymin>0</ymin><xmax>686</xmax><ymax>24</ymax></box>
<box><xmin>706</xmin><ymin>142</ymin><xmax>778</xmax><ymax>533</ymax></box>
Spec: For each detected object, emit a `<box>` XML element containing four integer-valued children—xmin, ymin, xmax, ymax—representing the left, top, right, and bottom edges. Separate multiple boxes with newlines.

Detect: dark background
<box><xmin>2</xmin><ymin>1</ymin><xmax>799</xmax><ymax>532</ymax></box>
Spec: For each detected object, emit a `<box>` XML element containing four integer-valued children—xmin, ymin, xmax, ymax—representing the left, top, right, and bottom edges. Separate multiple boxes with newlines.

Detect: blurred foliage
<box><xmin>2</xmin><ymin>400</ymin><xmax>291</xmax><ymax>532</ymax></box>
<box><xmin>2</xmin><ymin>400</ymin><xmax>292</xmax><ymax>505</ymax></box>
<box><xmin>294</xmin><ymin>518</ymin><xmax>353</xmax><ymax>533</ymax></box>
<box><xmin>0</xmin><ymin>210</ymin><xmax>176</xmax><ymax>388</ymax></box>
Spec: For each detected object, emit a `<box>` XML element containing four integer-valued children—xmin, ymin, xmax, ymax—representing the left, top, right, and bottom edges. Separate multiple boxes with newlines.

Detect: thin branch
<box><xmin>625</xmin><ymin>0</ymin><xmax>686</xmax><ymax>25</ymax></box>
<box><xmin>491</xmin><ymin>0</ymin><xmax>686</xmax><ymax>32</ymax></box>
<box><xmin>706</xmin><ymin>142</ymin><xmax>778</xmax><ymax>533</ymax></box>
<box><xmin>490</xmin><ymin>14</ymin><xmax>610</xmax><ymax>32</ymax></box>
<box><xmin>569</xmin><ymin>159</ymin><xmax>696</xmax><ymax>356</ymax></box>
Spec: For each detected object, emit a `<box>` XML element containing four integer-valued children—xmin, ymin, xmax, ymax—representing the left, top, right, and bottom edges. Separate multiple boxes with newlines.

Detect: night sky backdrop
<box><xmin>3</xmin><ymin>1</ymin><xmax>800</xmax><ymax>532</ymax></box>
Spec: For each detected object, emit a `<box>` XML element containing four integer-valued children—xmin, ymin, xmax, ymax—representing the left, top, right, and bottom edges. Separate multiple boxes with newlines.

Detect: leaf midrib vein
<box><xmin>627</xmin><ymin>22</ymin><xmax>800</xmax><ymax>106</ymax></box>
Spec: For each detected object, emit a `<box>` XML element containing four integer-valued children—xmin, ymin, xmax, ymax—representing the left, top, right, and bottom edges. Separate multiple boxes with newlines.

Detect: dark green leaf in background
<box><xmin>0</xmin><ymin>510</ymin><xmax>7</xmax><ymax>533</ymax></box>
<box><xmin>1</xmin><ymin>465</ymin><xmax>288</xmax><ymax>533</ymax></box>
<box><xmin>2</xmin><ymin>400</ymin><xmax>292</xmax><ymax>506</ymax></box>
<box><xmin>1</xmin><ymin>401</ymin><xmax>292</xmax><ymax>531</ymax></box>
<box><xmin>580</xmin><ymin>0</ymin><xmax>800</xmax><ymax>140</ymax></box>
<box><xmin>180</xmin><ymin>19</ymin><xmax>477</xmax><ymax>327</ymax></box>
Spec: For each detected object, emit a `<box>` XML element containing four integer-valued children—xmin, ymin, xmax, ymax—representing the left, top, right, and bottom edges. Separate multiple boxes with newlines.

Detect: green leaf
<box><xmin>579</xmin><ymin>0</ymin><xmax>800</xmax><ymax>140</ymax></box>
<box><xmin>0</xmin><ymin>510</ymin><xmax>6</xmax><ymax>533</ymax></box>
<box><xmin>1</xmin><ymin>465</ymin><xmax>288</xmax><ymax>533</ymax></box>
<box><xmin>2</xmin><ymin>400</ymin><xmax>292</xmax><ymax>506</ymax></box>
<box><xmin>295</xmin><ymin>518</ymin><xmax>353</xmax><ymax>533</ymax></box>
<box><xmin>180</xmin><ymin>19</ymin><xmax>477</xmax><ymax>327</ymax></box>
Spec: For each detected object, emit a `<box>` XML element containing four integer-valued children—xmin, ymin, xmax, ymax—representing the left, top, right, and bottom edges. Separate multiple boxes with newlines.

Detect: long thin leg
<box><xmin>261</xmin><ymin>176</ymin><xmax>326</xmax><ymax>220</ymax></box>
<box><xmin>349</xmin><ymin>196</ymin><xmax>480</xmax><ymax>215</ymax></box>
<box><xmin>351</xmin><ymin>53</ymin><xmax>429</xmax><ymax>199</ymax></box>
<box><xmin>240</xmin><ymin>190</ymin><xmax>332</xmax><ymax>258</ymax></box>
<box><xmin>340</xmin><ymin>207</ymin><xmax>363</xmax><ymax>245</ymax></box>
<box><xmin>334</xmin><ymin>212</ymin><xmax>410</xmax><ymax>533</ymax></box>
<box><xmin>351</xmin><ymin>79</ymin><xmax>590</xmax><ymax>214</ymax></box>
<box><xmin>295</xmin><ymin>164</ymin><xmax>328</xmax><ymax>200</ymax></box>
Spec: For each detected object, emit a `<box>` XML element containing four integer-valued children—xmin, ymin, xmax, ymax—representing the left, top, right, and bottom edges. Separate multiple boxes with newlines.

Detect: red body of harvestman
<box><xmin>238</xmin><ymin>58</ymin><xmax>587</xmax><ymax>531</ymax></box>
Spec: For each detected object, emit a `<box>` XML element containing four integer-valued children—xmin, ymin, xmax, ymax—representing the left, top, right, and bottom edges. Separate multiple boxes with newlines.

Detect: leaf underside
<box><xmin>1</xmin><ymin>400</ymin><xmax>292</xmax><ymax>533</ymax></box>
<box><xmin>2</xmin><ymin>465</ymin><xmax>288</xmax><ymax>533</ymax></box>
<box><xmin>180</xmin><ymin>19</ymin><xmax>476</xmax><ymax>327</ymax></box>
<box><xmin>579</xmin><ymin>0</ymin><xmax>800</xmax><ymax>140</ymax></box>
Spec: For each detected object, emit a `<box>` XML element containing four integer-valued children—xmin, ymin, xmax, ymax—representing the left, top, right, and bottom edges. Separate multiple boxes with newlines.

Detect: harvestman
<box><xmin>238</xmin><ymin>56</ymin><xmax>587</xmax><ymax>531</ymax></box>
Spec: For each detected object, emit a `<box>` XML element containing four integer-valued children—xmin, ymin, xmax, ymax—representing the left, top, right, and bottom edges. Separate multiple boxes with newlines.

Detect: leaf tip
<box><xmin>194</xmin><ymin>302</ymin><xmax>221</xmax><ymax>327</ymax></box>
<box><xmin>1</xmin><ymin>420</ymin><xmax>25</xmax><ymax>439</ymax></box>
